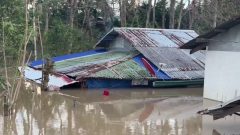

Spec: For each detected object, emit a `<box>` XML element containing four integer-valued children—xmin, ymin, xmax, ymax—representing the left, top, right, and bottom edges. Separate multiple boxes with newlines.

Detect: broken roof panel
<box><xmin>88</xmin><ymin>54</ymin><xmax>171</xmax><ymax>80</ymax></box>
<box><xmin>28</xmin><ymin>49</ymin><xmax>162</xmax><ymax>81</ymax></box>
<box><xmin>20</xmin><ymin>67</ymin><xmax>77</xmax><ymax>88</ymax></box>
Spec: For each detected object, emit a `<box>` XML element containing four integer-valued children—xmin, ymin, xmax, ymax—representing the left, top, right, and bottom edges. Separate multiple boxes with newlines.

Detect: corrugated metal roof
<box><xmin>53</xmin><ymin>50</ymin><xmax>142</xmax><ymax>79</ymax></box>
<box><xmin>27</xmin><ymin>50</ymin><xmax>160</xmax><ymax>81</ymax></box>
<box><xmin>95</xmin><ymin>28</ymin><xmax>205</xmax><ymax>79</ymax></box>
<box><xmin>23</xmin><ymin>51</ymin><xmax>156</xmax><ymax>87</ymax></box>
<box><xmin>88</xmin><ymin>59</ymin><xmax>152</xmax><ymax>79</ymax></box>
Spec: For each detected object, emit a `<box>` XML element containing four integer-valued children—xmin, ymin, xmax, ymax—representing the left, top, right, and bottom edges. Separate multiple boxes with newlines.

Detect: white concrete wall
<box><xmin>204</xmin><ymin>51</ymin><xmax>240</xmax><ymax>102</ymax></box>
<box><xmin>204</xmin><ymin>24</ymin><xmax>240</xmax><ymax>102</ymax></box>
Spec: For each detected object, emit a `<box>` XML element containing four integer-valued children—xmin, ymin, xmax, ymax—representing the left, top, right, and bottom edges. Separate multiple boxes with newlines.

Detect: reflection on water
<box><xmin>0</xmin><ymin>87</ymin><xmax>237</xmax><ymax>135</ymax></box>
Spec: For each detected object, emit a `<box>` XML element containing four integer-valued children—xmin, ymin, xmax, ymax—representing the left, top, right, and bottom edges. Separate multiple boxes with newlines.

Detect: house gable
<box><xmin>108</xmin><ymin>36</ymin><xmax>136</xmax><ymax>51</ymax></box>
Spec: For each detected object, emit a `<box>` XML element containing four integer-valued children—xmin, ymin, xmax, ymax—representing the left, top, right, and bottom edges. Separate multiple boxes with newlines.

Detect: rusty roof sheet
<box><xmin>20</xmin><ymin>67</ymin><xmax>77</xmax><ymax>88</ymax></box>
<box><xmin>88</xmin><ymin>59</ymin><xmax>152</xmax><ymax>80</ymax></box>
<box><xmin>95</xmin><ymin>28</ymin><xmax>205</xmax><ymax>79</ymax></box>
<box><xmin>96</xmin><ymin>28</ymin><xmax>199</xmax><ymax>48</ymax></box>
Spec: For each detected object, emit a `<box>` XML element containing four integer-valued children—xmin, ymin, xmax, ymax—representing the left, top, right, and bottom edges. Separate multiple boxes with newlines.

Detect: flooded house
<box><xmin>181</xmin><ymin>17</ymin><xmax>240</xmax><ymax>102</ymax></box>
<box><xmin>25</xmin><ymin>28</ymin><xmax>205</xmax><ymax>89</ymax></box>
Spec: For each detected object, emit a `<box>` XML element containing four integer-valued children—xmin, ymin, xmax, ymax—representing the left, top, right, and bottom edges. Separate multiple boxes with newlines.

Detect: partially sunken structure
<box><xmin>25</xmin><ymin>28</ymin><xmax>205</xmax><ymax>89</ymax></box>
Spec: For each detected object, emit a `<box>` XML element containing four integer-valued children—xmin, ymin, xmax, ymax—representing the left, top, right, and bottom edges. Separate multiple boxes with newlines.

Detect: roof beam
<box><xmin>195</xmin><ymin>38</ymin><xmax>209</xmax><ymax>43</ymax></box>
<box><xmin>214</xmin><ymin>29</ymin><xmax>226</xmax><ymax>33</ymax></box>
<box><xmin>190</xmin><ymin>44</ymin><xmax>207</xmax><ymax>54</ymax></box>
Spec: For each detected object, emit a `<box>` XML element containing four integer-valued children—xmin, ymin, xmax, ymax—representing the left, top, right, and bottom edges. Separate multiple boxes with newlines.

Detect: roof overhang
<box><xmin>181</xmin><ymin>16</ymin><xmax>240</xmax><ymax>54</ymax></box>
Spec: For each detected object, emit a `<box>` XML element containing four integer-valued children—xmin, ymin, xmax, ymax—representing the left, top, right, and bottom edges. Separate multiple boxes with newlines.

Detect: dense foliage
<box><xmin>0</xmin><ymin>0</ymin><xmax>239</xmax><ymax>62</ymax></box>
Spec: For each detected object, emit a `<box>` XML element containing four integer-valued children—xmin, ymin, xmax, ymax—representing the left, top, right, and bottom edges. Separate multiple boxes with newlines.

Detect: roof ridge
<box><xmin>113</xmin><ymin>27</ymin><xmax>195</xmax><ymax>32</ymax></box>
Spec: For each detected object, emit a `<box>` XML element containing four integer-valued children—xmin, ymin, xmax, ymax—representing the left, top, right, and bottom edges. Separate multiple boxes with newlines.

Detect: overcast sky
<box><xmin>134</xmin><ymin>0</ymin><xmax>191</xmax><ymax>6</ymax></box>
<box><xmin>109</xmin><ymin>0</ymin><xmax>191</xmax><ymax>16</ymax></box>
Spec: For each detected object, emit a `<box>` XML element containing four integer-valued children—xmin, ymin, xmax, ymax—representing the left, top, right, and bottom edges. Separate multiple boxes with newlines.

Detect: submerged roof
<box><xmin>95</xmin><ymin>28</ymin><xmax>205</xmax><ymax>79</ymax></box>
<box><xmin>30</xmin><ymin>50</ymin><xmax>158</xmax><ymax>80</ymax></box>
<box><xmin>181</xmin><ymin>16</ymin><xmax>240</xmax><ymax>53</ymax></box>
<box><xmin>27</xmin><ymin>28</ymin><xmax>205</xmax><ymax>82</ymax></box>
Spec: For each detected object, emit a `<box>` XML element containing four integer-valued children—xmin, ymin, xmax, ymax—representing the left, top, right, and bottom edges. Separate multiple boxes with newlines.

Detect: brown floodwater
<box><xmin>0</xmin><ymin>87</ymin><xmax>240</xmax><ymax>135</ymax></box>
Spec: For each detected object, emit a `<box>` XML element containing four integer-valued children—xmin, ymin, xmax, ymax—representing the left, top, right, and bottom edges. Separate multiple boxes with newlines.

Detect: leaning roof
<box><xmin>95</xmin><ymin>27</ymin><xmax>205</xmax><ymax>80</ymax></box>
<box><xmin>181</xmin><ymin>16</ymin><xmax>240</xmax><ymax>53</ymax></box>
<box><xmin>29</xmin><ymin>50</ymin><xmax>158</xmax><ymax>80</ymax></box>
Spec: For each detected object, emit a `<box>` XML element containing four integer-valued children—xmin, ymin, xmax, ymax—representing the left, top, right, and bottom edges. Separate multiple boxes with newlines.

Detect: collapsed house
<box><xmin>25</xmin><ymin>28</ymin><xmax>205</xmax><ymax>89</ymax></box>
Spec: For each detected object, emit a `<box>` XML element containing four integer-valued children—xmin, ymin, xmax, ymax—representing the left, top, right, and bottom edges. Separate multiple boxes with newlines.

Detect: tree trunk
<box><xmin>33</xmin><ymin>0</ymin><xmax>37</xmax><ymax>60</ymax></box>
<box><xmin>130</xmin><ymin>0</ymin><xmax>137</xmax><ymax>27</ymax></box>
<box><xmin>152</xmin><ymin>0</ymin><xmax>157</xmax><ymax>28</ymax></box>
<box><xmin>68</xmin><ymin>0</ymin><xmax>77</xmax><ymax>54</ymax></box>
<box><xmin>119</xmin><ymin>0</ymin><xmax>127</xmax><ymax>27</ymax></box>
<box><xmin>86</xmin><ymin>8</ymin><xmax>92</xmax><ymax>37</ymax></box>
<box><xmin>188</xmin><ymin>0</ymin><xmax>193</xmax><ymax>29</ymax></box>
<box><xmin>169</xmin><ymin>0</ymin><xmax>176</xmax><ymax>29</ymax></box>
<box><xmin>162</xmin><ymin>10</ymin><xmax>166</xmax><ymax>28</ymax></box>
<box><xmin>212</xmin><ymin>0</ymin><xmax>218</xmax><ymax>28</ymax></box>
<box><xmin>177</xmin><ymin>0</ymin><xmax>184</xmax><ymax>29</ymax></box>
<box><xmin>146</xmin><ymin>0</ymin><xmax>152</xmax><ymax>27</ymax></box>
<box><xmin>44</xmin><ymin>8</ymin><xmax>49</xmax><ymax>35</ymax></box>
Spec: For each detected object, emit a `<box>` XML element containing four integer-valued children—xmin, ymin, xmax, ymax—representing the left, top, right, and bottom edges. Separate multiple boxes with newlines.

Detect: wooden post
<box><xmin>41</xmin><ymin>58</ymin><xmax>54</xmax><ymax>91</ymax></box>
<box><xmin>3</xmin><ymin>94</ymin><xmax>9</xmax><ymax>116</ymax></box>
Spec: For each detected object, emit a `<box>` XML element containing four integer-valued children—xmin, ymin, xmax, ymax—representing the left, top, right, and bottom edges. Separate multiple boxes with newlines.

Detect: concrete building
<box><xmin>181</xmin><ymin>17</ymin><xmax>240</xmax><ymax>102</ymax></box>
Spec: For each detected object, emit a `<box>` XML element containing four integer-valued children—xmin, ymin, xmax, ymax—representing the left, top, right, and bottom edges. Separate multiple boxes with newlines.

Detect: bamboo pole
<box><xmin>38</xmin><ymin>16</ymin><xmax>45</xmax><ymax>92</ymax></box>
<box><xmin>33</xmin><ymin>0</ymin><xmax>37</xmax><ymax>60</ymax></box>
<box><xmin>2</xmin><ymin>18</ymin><xmax>10</xmax><ymax>93</ymax></box>
<box><xmin>9</xmin><ymin>0</ymin><xmax>31</xmax><ymax>109</ymax></box>
<box><xmin>2</xmin><ymin>17</ymin><xmax>11</xmax><ymax>116</ymax></box>
<box><xmin>38</xmin><ymin>17</ymin><xmax>43</xmax><ymax>61</ymax></box>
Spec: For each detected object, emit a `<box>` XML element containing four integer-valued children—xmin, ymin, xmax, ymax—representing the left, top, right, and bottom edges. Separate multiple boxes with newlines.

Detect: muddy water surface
<box><xmin>0</xmin><ymin>88</ymin><xmax>239</xmax><ymax>135</ymax></box>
